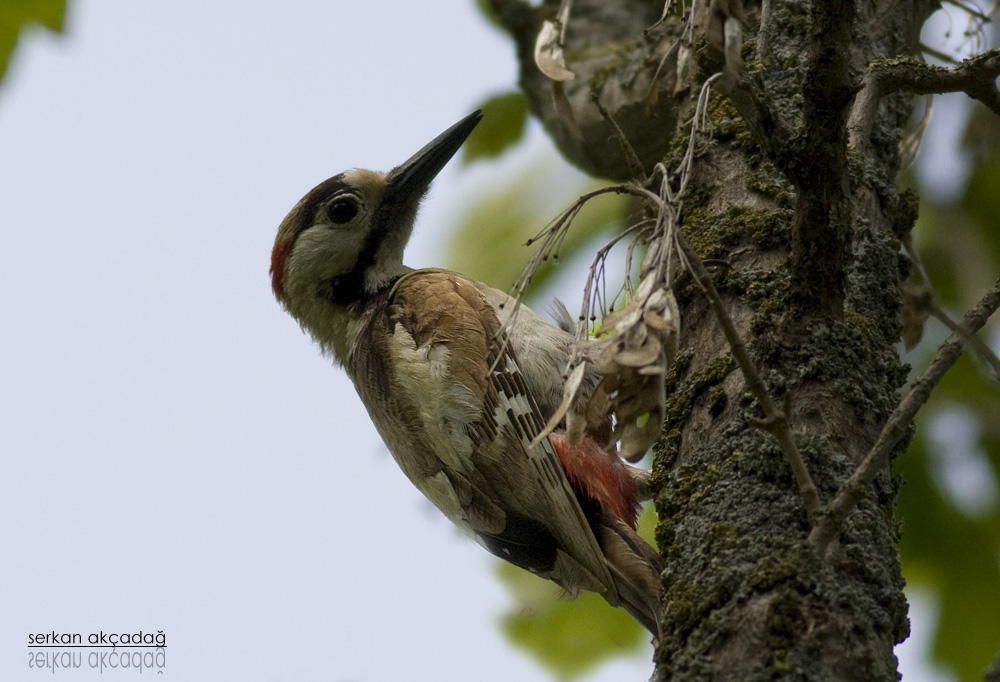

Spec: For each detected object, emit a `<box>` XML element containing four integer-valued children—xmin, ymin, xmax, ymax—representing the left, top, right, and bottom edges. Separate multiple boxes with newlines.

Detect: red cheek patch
<box><xmin>270</xmin><ymin>240</ymin><xmax>293</xmax><ymax>299</ymax></box>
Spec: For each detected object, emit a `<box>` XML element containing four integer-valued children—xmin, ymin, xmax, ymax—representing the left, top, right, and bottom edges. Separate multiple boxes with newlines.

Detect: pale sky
<box><xmin>0</xmin><ymin>1</ymin><xmax>956</xmax><ymax>681</ymax></box>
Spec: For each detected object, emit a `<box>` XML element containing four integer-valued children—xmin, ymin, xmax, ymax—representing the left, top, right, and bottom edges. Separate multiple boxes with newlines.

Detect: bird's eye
<box><xmin>327</xmin><ymin>196</ymin><xmax>360</xmax><ymax>224</ymax></box>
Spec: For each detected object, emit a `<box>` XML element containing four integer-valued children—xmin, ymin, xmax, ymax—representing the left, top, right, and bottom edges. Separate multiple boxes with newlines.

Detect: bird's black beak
<box><xmin>382</xmin><ymin>110</ymin><xmax>483</xmax><ymax>211</ymax></box>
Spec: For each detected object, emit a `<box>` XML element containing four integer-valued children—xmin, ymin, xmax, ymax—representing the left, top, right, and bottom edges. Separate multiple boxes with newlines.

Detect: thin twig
<box><xmin>919</xmin><ymin>42</ymin><xmax>962</xmax><ymax>65</ymax></box>
<box><xmin>942</xmin><ymin>0</ymin><xmax>992</xmax><ymax>21</ymax></box>
<box><xmin>808</xmin><ymin>276</ymin><xmax>1000</xmax><ymax>556</ymax></box>
<box><xmin>675</xmin><ymin>234</ymin><xmax>823</xmax><ymax>523</ymax></box>
<box><xmin>849</xmin><ymin>49</ymin><xmax>1000</xmax><ymax>153</ymax></box>
<box><xmin>903</xmin><ymin>238</ymin><xmax>1000</xmax><ymax>379</ymax></box>
<box><xmin>925</xmin><ymin>302</ymin><xmax>1000</xmax><ymax>381</ymax></box>
<box><xmin>592</xmin><ymin>92</ymin><xmax>648</xmax><ymax>183</ymax></box>
<box><xmin>899</xmin><ymin>94</ymin><xmax>933</xmax><ymax>170</ymax></box>
<box><xmin>489</xmin><ymin>185</ymin><xmax>631</xmax><ymax>370</ymax></box>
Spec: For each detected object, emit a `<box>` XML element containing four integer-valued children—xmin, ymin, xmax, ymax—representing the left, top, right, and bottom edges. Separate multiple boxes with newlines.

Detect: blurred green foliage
<box><xmin>0</xmin><ymin>0</ymin><xmax>65</xmax><ymax>84</ymax></box>
<box><xmin>463</xmin><ymin>91</ymin><xmax>531</xmax><ymax>164</ymax></box>
<box><xmin>897</xmin><ymin>104</ymin><xmax>1000</xmax><ymax>681</ymax></box>
<box><xmin>494</xmin><ymin>506</ymin><xmax>659</xmax><ymax>680</ymax></box>
<box><xmin>496</xmin><ymin>561</ymin><xmax>646</xmax><ymax>682</ymax></box>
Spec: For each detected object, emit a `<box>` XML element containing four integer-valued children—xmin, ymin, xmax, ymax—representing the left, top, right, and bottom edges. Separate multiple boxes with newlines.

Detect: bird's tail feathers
<box><xmin>596</xmin><ymin>514</ymin><xmax>665</xmax><ymax>639</ymax></box>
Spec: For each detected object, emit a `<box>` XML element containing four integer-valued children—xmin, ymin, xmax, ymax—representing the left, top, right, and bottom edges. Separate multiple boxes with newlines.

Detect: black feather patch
<box><xmin>475</xmin><ymin>512</ymin><xmax>558</xmax><ymax>573</ymax></box>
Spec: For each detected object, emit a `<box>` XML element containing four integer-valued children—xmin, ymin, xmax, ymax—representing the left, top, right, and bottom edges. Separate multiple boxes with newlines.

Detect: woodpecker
<box><xmin>270</xmin><ymin>111</ymin><xmax>663</xmax><ymax>635</ymax></box>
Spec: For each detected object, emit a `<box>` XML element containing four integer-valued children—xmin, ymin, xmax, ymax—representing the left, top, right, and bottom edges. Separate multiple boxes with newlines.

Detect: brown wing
<box><xmin>372</xmin><ymin>269</ymin><xmax>618</xmax><ymax>596</ymax></box>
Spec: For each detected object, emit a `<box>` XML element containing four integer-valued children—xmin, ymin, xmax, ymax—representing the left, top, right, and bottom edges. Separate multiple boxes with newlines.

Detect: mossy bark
<box><xmin>489</xmin><ymin>0</ymin><xmax>940</xmax><ymax>678</ymax></box>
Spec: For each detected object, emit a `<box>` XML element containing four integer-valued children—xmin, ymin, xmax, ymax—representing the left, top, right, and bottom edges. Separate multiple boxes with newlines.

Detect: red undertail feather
<box><xmin>549</xmin><ymin>432</ymin><xmax>641</xmax><ymax>527</ymax></box>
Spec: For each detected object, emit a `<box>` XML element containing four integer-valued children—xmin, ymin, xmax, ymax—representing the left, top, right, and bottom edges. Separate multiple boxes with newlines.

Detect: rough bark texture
<box><xmin>489</xmin><ymin>0</ymin><xmax>940</xmax><ymax>678</ymax></box>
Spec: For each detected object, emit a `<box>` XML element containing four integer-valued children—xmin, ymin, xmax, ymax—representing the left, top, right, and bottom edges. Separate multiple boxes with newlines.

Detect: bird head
<box><xmin>270</xmin><ymin>111</ymin><xmax>483</xmax><ymax>322</ymax></box>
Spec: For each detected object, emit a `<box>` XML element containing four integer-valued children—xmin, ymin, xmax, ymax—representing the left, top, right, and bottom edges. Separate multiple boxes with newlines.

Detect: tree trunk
<box><xmin>488</xmin><ymin>0</ymin><xmax>940</xmax><ymax>678</ymax></box>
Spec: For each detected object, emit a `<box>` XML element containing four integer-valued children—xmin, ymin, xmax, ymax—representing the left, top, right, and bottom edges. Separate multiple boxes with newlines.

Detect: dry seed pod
<box><xmin>573</xmin><ymin>275</ymin><xmax>679</xmax><ymax>462</ymax></box>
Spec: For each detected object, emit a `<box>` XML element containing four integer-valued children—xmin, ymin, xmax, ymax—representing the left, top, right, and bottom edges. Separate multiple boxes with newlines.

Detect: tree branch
<box><xmin>902</xmin><ymin>238</ymin><xmax>1000</xmax><ymax>380</ymax></box>
<box><xmin>677</xmin><ymin>234</ymin><xmax>823</xmax><ymax>523</ymax></box>
<box><xmin>809</xmin><ymin>276</ymin><xmax>1000</xmax><ymax>556</ymax></box>
<box><xmin>849</xmin><ymin>49</ymin><xmax>1000</xmax><ymax>152</ymax></box>
<box><xmin>925</xmin><ymin>300</ymin><xmax>1000</xmax><ymax>382</ymax></box>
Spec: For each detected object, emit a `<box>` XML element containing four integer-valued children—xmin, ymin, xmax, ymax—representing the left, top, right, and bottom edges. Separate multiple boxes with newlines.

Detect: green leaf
<box><xmin>462</xmin><ymin>91</ymin><xmax>530</xmax><ymax>164</ymax></box>
<box><xmin>0</xmin><ymin>0</ymin><xmax>66</xmax><ymax>84</ymax></box>
<box><xmin>495</xmin><ymin>561</ymin><xmax>646</xmax><ymax>681</ymax></box>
